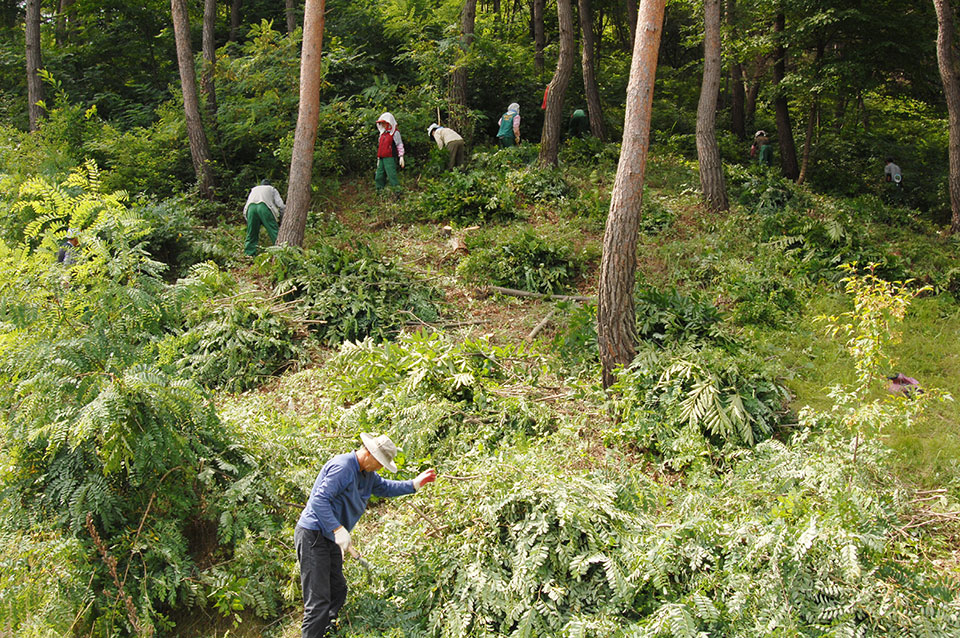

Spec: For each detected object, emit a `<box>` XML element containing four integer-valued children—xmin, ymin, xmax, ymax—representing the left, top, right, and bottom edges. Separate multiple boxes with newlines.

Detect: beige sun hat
<box><xmin>360</xmin><ymin>432</ymin><xmax>399</xmax><ymax>472</ymax></box>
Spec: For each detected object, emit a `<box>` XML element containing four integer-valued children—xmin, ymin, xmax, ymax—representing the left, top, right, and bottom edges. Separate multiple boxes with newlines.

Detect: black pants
<box><xmin>295</xmin><ymin>526</ymin><xmax>347</xmax><ymax>638</ymax></box>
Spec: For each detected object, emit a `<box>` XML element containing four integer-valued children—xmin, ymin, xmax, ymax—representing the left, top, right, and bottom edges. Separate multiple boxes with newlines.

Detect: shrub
<box><xmin>506</xmin><ymin>165</ymin><xmax>571</xmax><ymax>203</ymax></box>
<box><xmin>558</xmin><ymin>136</ymin><xmax>621</xmax><ymax>169</ymax></box>
<box><xmin>634</xmin><ymin>286</ymin><xmax>727</xmax><ymax>346</ymax></box>
<box><xmin>457</xmin><ymin>226</ymin><xmax>585</xmax><ymax>293</ymax></box>
<box><xmin>412</xmin><ymin>170</ymin><xmax>517</xmax><ymax>224</ymax></box>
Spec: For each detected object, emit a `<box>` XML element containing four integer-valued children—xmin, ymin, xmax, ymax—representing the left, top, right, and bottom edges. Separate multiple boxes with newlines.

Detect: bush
<box><xmin>506</xmin><ymin>165</ymin><xmax>571</xmax><ymax>203</ymax></box>
<box><xmin>412</xmin><ymin>169</ymin><xmax>517</xmax><ymax>224</ymax></box>
<box><xmin>457</xmin><ymin>226</ymin><xmax>586</xmax><ymax>293</ymax></box>
<box><xmin>634</xmin><ymin>286</ymin><xmax>727</xmax><ymax>346</ymax></box>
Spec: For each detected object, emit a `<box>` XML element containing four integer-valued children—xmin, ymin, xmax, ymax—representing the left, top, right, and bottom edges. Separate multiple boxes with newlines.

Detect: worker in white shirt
<box><xmin>243</xmin><ymin>179</ymin><xmax>285</xmax><ymax>256</ymax></box>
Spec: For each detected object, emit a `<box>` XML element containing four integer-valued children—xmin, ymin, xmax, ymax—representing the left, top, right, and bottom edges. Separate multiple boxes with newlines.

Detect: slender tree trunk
<box><xmin>773</xmin><ymin>10</ymin><xmax>799</xmax><ymax>180</ymax></box>
<box><xmin>534</xmin><ymin>0</ymin><xmax>545</xmax><ymax>74</ymax></box>
<box><xmin>539</xmin><ymin>0</ymin><xmax>576</xmax><ymax>166</ymax></box>
<box><xmin>579</xmin><ymin>0</ymin><xmax>606</xmax><ymax>140</ymax></box>
<box><xmin>598</xmin><ymin>0</ymin><xmax>665</xmax><ymax>388</ymax></box>
<box><xmin>696</xmin><ymin>0</ymin><xmax>728</xmax><ymax>211</ymax></box>
<box><xmin>279</xmin><ymin>0</ymin><xmax>326</xmax><ymax>248</ymax></box>
<box><xmin>727</xmin><ymin>0</ymin><xmax>745</xmax><ymax>138</ymax></box>
<box><xmin>286</xmin><ymin>0</ymin><xmax>297</xmax><ymax>32</ymax></box>
<box><xmin>934</xmin><ymin>0</ymin><xmax>960</xmax><ymax>233</ymax></box>
<box><xmin>171</xmin><ymin>0</ymin><xmax>216</xmax><ymax>198</ymax></box>
<box><xmin>25</xmin><ymin>0</ymin><xmax>43</xmax><ymax>132</ymax></box>
<box><xmin>230</xmin><ymin>0</ymin><xmax>241</xmax><ymax>41</ymax></box>
<box><xmin>450</xmin><ymin>0</ymin><xmax>478</xmax><ymax>138</ymax></box>
<box><xmin>56</xmin><ymin>0</ymin><xmax>75</xmax><ymax>45</ymax></box>
<box><xmin>745</xmin><ymin>76</ymin><xmax>760</xmax><ymax>131</ymax></box>
<box><xmin>625</xmin><ymin>0</ymin><xmax>637</xmax><ymax>50</ymax></box>
<box><xmin>202</xmin><ymin>0</ymin><xmax>218</xmax><ymax>122</ymax></box>
<box><xmin>494</xmin><ymin>0</ymin><xmax>500</xmax><ymax>13</ymax></box>
<box><xmin>797</xmin><ymin>98</ymin><xmax>817</xmax><ymax>185</ymax></box>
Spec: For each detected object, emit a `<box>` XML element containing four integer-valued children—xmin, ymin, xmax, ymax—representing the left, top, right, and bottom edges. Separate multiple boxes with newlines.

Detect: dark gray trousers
<box><xmin>295</xmin><ymin>526</ymin><xmax>347</xmax><ymax>638</ymax></box>
<box><xmin>446</xmin><ymin>140</ymin><xmax>466</xmax><ymax>169</ymax></box>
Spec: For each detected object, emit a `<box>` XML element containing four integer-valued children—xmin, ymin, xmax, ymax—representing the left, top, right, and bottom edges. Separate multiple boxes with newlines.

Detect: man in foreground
<box><xmin>242</xmin><ymin>179</ymin><xmax>285</xmax><ymax>256</ymax></box>
<box><xmin>295</xmin><ymin>433</ymin><xmax>437</xmax><ymax>637</ymax></box>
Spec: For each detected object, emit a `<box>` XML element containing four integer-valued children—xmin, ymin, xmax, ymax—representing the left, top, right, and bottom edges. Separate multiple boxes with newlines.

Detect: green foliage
<box><xmin>608</xmin><ymin>343</ymin><xmax>789</xmax><ymax>462</ymax></box>
<box><xmin>558</xmin><ymin>136</ymin><xmax>622</xmax><ymax>170</ymax></box>
<box><xmin>634</xmin><ymin>287</ymin><xmax>727</xmax><ymax>346</ymax></box>
<box><xmin>412</xmin><ymin>170</ymin><xmax>517</xmax><ymax>224</ymax></box>
<box><xmin>506</xmin><ymin>165</ymin><xmax>571</xmax><ymax>203</ymax></box>
<box><xmin>255</xmin><ymin>243</ymin><xmax>440</xmax><ymax>346</ymax></box>
<box><xmin>457</xmin><ymin>226</ymin><xmax>587</xmax><ymax>294</ymax></box>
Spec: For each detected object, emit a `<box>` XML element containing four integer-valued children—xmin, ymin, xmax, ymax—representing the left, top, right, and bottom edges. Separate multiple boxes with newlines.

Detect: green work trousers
<box><xmin>498</xmin><ymin>135</ymin><xmax>516</xmax><ymax>148</ymax></box>
<box><xmin>446</xmin><ymin>140</ymin><xmax>466</xmax><ymax>170</ymax></box>
<box><xmin>375</xmin><ymin>157</ymin><xmax>399</xmax><ymax>190</ymax></box>
<box><xmin>244</xmin><ymin>202</ymin><xmax>279</xmax><ymax>256</ymax></box>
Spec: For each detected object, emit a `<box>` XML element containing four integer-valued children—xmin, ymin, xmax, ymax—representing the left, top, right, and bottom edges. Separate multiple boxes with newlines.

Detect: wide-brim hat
<box><xmin>427</xmin><ymin>123</ymin><xmax>439</xmax><ymax>138</ymax></box>
<box><xmin>754</xmin><ymin>130</ymin><xmax>766</xmax><ymax>138</ymax></box>
<box><xmin>360</xmin><ymin>432</ymin><xmax>398</xmax><ymax>472</ymax></box>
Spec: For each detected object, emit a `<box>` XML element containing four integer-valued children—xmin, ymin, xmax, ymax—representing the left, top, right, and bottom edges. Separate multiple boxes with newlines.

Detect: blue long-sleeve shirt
<box><xmin>297</xmin><ymin>452</ymin><xmax>415</xmax><ymax>541</ymax></box>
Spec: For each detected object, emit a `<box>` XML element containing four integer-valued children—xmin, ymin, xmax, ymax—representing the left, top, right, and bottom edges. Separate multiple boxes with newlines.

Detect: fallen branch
<box><xmin>486</xmin><ymin>285</ymin><xmax>594</xmax><ymax>303</ymax></box>
<box><xmin>526</xmin><ymin>308</ymin><xmax>558</xmax><ymax>342</ymax></box>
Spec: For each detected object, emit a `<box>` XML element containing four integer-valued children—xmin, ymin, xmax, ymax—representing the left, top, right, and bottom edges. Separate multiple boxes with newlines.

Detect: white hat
<box><xmin>754</xmin><ymin>130</ymin><xmax>766</xmax><ymax>138</ymax></box>
<box><xmin>427</xmin><ymin>123</ymin><xmax>439</xmax><ymax>138</ymax></box>
<box><xmin>360</xmin><ymin>432</ymin><xmax>399</xmax><ymax>472</ymax></box>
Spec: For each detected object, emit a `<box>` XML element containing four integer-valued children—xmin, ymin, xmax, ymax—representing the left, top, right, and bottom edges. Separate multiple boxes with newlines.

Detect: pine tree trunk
<box><xmin>279</xmin><ymin>0</ymin><xmax>326</xmax><ymax>248</ymax></box>
<box><xmin>56</xmin><ymin>0</ymin><xmax>75</xmax><ymax>45</ymax></box>
<box><xmin>25</xmin><ymin>0</ymin><xmax>43</xmax><ymax>132</ymax></box>
<box><xmin>934</xmin><ymin>0</ymin><xmax>960</xmax><ymax>233</ymax></box>
<box><xmin>598</xmin><ymin>0</ymin><xmax>665</xmax><ymax>388</ymax></box>
<box><xmin>230</xmin><ymin>0</ymin><xmax>241</xmax><ymax>41</ymax></box>
<box><xmin>450</xmin><ymin>0</ymin><xmax>478</xmax><ymax>138</ymax></box>
<box><xmin>773</xmin><ymin>10</ymin><xmax>799</xmax><ymax>180</ymax></box>
<box><xmin>696</xmin><ymin>0</ymin><xmax>728</xmax><ymax>211</ymax></box>
<box><xmin>286</xmin><ymin>0</ymin><xmax>297</xmax><ymax>32</ymax></box>
<box><xmin>625</xmin><ymin>0</ymin><xmax>637</xmax><ymax>51</ymax></box>
<box><xmin>534</xmin><ymin>0</ymin><xmax>545</xmax><ymax>74</ymax></box>
<box><xmin>579</xmin><ymin>0</ymin><xmax>606</xmax><ymax>140</ymax></box>
<box><xmin>797</xmin><ymin>98</ymin><xmax>817</xmax><ymax>185</ymax></box>
<box><xmin>171</xmin><ymin>0</ymin><xmax>216</xmax><ymax>199</ymax></box>
<box><xmin>539</xmin><ymin>0</ymin><xmax>576</xmax><ymax>166</ymax></box>
<box><xmin>726</xmin><ymin>0</ymin><xmax>745</xmax><ymax>138</ymax></box>
<box><xmin>202</xmin><ymin>0</ymin><xmax>218</xmax><ymax>122</ymax></box>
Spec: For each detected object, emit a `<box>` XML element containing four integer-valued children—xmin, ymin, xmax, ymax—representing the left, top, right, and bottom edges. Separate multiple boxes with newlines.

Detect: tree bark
<box><xmin>539</xmin><ymin>0</ymin><xmax>576</xmax><ymax>166</ymax></box>
<box><xmin>625</xmin><ymin>0</ymin><xmax>637</xmax><ymax>51</ymax></box>
<box><xmin>534</xmin><ymin>0</ymin><xmax>545</xmax><ymax>74</ymax></box>
<box><xmin>230</xmin><ymin>0</ymin><xmax>241</xmax><ymax>41</ymax></box>
<box><xmin>696</xmin><ymin>0</ymin><xmax>728</xmax><ymax>211</ymax></box>
<box><xmin>56</xmin><ymin>0</ymin><xmax>75</xmax><ymax>45</ymax></box>
<box><xmin>279</xmin><ymin>0</ymin><xmax>326</xmax><ymax>248</ymax></box>
<box><xmin>934</xmin><ymin>0</ymin><xmax>960</xmax><ymax>233</ymax></box>
<box><xmin>797</xmin><ymin>98</ymin><xmax>817</xmax><ymax>185</ymax></box>
<box><xmin>450</xmin><ymin>0</ymin><xmax>478</xmax><ymax>137</ymax></box>
<box><xmin>598</xmin><ymin>0</ymin><xmax>665</xmax><ymax>388</ymax></box>
<box><xmin>579</xmin><ymin>0</ymin><xmax>606</xmax><ymax>140</ymax></box>
<box><xmin>773</xmin><ymin>9</ymin><xmax>799</xmax><ymax>180</ymax></box>
<box><xmin>25</xmin><ymin>0</ymin><xmax>43</xmax><ymax>132</ymax></box>
<box><xmin>171</xmin><ymin>0</ymin><xmax>216</xmax><ymax>199</ymax></box>
<box><xmin>286</xmin><ymin>0</ymin><xmax>297</xmax><ymax>32</ymax></box>
<box><xmin>202</xmin><ymin>0</ymin><xmax>218</xmax><ymax>122</ymax></box>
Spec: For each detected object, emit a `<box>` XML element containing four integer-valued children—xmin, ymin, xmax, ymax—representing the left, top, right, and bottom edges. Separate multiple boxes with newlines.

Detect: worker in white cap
<box><xmin>295</xmin><ymin>433</ymin><xmax>436</xmax><ymax>637</ymax></box>
<box><xmin>427</xmin><ymin>123</ymin><xmax>466</xmax><ymax>170</ymax></box>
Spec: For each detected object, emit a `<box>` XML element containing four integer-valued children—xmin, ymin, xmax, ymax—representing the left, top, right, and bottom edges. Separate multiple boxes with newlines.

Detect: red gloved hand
<box><xmin>413</xmin><ymin>469</ymin><xmax>437</xmax><ymax>490</ymax></box>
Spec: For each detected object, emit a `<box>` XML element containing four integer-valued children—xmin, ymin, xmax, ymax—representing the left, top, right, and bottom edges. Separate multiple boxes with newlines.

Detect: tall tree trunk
<box><xmin>625</xmin><ymin>0</ymin><xmax>637</xmax><ymax>50</ymax></box>
<box><xmin>726</xmin><ymin>0</ymin><xmax>745</xmax><ymax>138</ymax></box>
<box><xmin>696</xmin><ymin>0</ymin><xmax>728</xmax><ymax>211</ymax></box>
<box><xmin>745</xmin><ymin>76</ymin><xmax>760</xmax><ymax>131</ymax></box>
<box><xmin>230</xmin><ymin>0</ymin><xmax>241</xmax><ymax>41</ymax></box>
<box><xmin>450</xmin><ymin>0</ymin><xmax>478</xmax><ymax>138</ymax></box>
<box><xmin>797</xmin><ymin>98</ymin><xmax>817</xmax><ymax>185</ymax></box>
<box><xmin>171</xmin><ymin>0</ymin><xmax>216</xmax><ymax>199</ymax></box>
<box><xmin>25</xmin><ymin>0</ymin><xmax>43</xmax><ymax>132</ymax></box>
<box><xmin>279</xmin><ymin>0</ymin><xmax>326</xmax><ymax>248</ymax></box>
<box><xmin>493</xmin><ymin>0</ymin><xmax>500</xmax><ymax>13</ymax></box>
<box><xmin>56</xmin><ymin>0</ymin><xmax>75</xmax><ymax>45</ymax></box>
<box><xmin>539</xmin><ymin>0</ymin><xmax>576</xmax><ymax>166</ymax></box>
<box><xmin>202</xmin><ymin>0</ymin><xmax>218</xmax><ymax>122</ymax></box>
<box><xmin>598</xmin><ymin>0</ymin><xmax>665</xmax><ymax>388</ymax></box>
<box><xmin>534</xmin><ymin>0</ymin><xmax>545</xmax><ymax>74</ymax></box>
<box><xmin>773</xmin><ymin>10</ymin><xmax>799</xmax><ymax>180</ymax></box>
<box><xmin>579</xmin><ymin>0</ymin><xmax>606</xmax><ymax>140</ymax></box>
<box><xmin>286</xmin><ymin>0</ymin><xmax>297</xmax><ymax>32</ymax></box>
<box><xmin>934</xmin><ymin>0</ymin><xmax>960</xmax><ymax>233</ymax></box>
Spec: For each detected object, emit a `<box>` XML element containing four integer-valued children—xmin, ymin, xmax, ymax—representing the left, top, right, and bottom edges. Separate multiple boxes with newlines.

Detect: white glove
<box><xmin>399</xmin><ymin>156</ymin><xmax>405</xmax><ymax>169</ymax></box>
<box><xmin>413</xmin><ymin>468</ymin><xmax>437</xmax><ymax>490</ymax></box>
<box><xmin>333</xmin><ymin>527</ymin><xmax>351</xmax><ymax>556</ymax></box>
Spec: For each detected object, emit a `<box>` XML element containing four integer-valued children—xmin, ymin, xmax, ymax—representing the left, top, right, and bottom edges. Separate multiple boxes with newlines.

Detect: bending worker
<box><xmin>497</xmin><ymin>102</ymin><xmax>521</xmax><ymax>147</ymax></box>
<box><xmin>427</xmin><ymin>123</ymin><xmax>466</xmax><ymax>170</ymax></box>
<box><xmin>243</xmin><ymin>179</ymin><xmax>285</xmax><ymax>256</ymax></box>
<box><xmin>295</xmin><ymin>433</ymin><xmax>437</xmax><ymax>638</ymax></box>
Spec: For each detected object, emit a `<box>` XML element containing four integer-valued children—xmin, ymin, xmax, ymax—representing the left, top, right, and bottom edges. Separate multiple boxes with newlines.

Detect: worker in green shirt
<box><xmin>568</xmin><ymin>108</ymin><xmax>589</xmax><ymax>138</ymax></box>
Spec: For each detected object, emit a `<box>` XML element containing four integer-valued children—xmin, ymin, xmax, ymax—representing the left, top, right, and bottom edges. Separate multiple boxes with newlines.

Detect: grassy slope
<box><xmin>217</xmin><ymin>147</ymin><xmax>960</xmax><ymax>636</ymax></box>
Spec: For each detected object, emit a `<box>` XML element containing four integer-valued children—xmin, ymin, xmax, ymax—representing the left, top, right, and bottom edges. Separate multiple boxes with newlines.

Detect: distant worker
<box><xmin>243</xmin><ymin>179</ymin><xmax>285</xmax><ymax>256</ymax></box>
<box><xmin>427</xmin><ymin>123</ymin><xmax>466</xmax><ymax>170</ymax></box>
<box><xmin>884</xmin><ymin>157</ymin><xmax>903</xmax><ymax>187</ymax></box>
<box><xmin>57</xmin><ymin>228</ymin><xmax>79</xmax><ymax>265</ymax></box>
<box><xmin>497</xmin><ymin>102</ymin><xmax>521</xmax><ymax>148</ymax></box>
<box><xmin>568</xmin><ymin>108</ymin><xmax>589</xmax><ymax>138</ymax></box>
<box><xmin>752</xmin><ymin>130</ymin><xmax>773</xmax><ymax>167</ymax></box>
<box><xmin>375</xmin><ymin>112</ymin><xmax>405</xmax><ymax>192</ymax></box>
<box><xmin>295</xmin><ymin>433</ymin><xmax>436</xmax><ymax>638</ymax></box>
